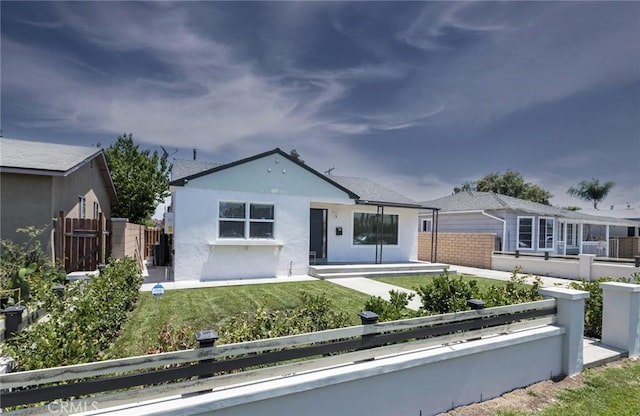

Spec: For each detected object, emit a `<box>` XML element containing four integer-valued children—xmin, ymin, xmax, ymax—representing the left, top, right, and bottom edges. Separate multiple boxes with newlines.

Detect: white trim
<box><xmin>537</xmin><ymin>216</ymin><xmax>555</xmax><ymax>251</ymax></box>
<box><xmin>481</xmin><ymin>211</ymin><xmax>506</xmax><ymax>251</ymax></box>
<box><xmin>516</xmin><ymin>216</ymin><xmax>535</xmax><ymax>251</ymax></box>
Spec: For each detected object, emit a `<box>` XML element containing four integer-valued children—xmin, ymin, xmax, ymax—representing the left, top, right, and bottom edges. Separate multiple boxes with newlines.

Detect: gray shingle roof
<box><xmin>0</xmin><ymin>138</ymin><xmax>103</xmax><ymax>173</ymax></box>
<box><xmin>171</xmin><ymin>159</ymin><xmax>222</xmax><ymax>182</ymax></box>
<box><xmin>330</xmin><ymin>176</ymin><xmax>421</xmax><ymax>208</ymax></box>
<box><xmin>422</xmin><ymin>191</ymin><xmax>639</xmax><ymax>227</ymax></box>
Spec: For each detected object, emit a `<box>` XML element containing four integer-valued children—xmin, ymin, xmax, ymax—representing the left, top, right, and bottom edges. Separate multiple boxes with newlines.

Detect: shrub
<box><xmin>144</xmin><ymin>323</ymin><xmax>197</xmax><ymax>354</ymax></box>
<box><xmin>1</xmin><ymin>257</ymin><xmax>143</xmax><ymax>370</ymax></box>
<box><xmin>363</xmin><ymin>290</ymin><xmax>419</xmax><ymax>321</ymax></box>
<box><xmin>415</xmin><ymin>271</ymin><xmax>480</xmax><ymax>314</ymax></box>
<box><xmin>480</xmin><ymin>267</ymin><xmax>543</xmax><ymax>307</ymax></box>
<box><xmin>0</xmin><ymin>226</ymin><xmax>66</xmax><ymax>305</ymax></box>
<box><xmin>218</xmin><ymin>291</ymin><xmax>351</xmax><ymax>344</ymax></box>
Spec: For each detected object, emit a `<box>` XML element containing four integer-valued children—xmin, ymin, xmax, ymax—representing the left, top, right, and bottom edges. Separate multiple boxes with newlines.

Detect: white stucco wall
<box><xmin>174</xmin><ymin>187</ymin><xmax>318</xmax><ymax>281</ymax></box>
<box><xmin>315</xmin><ymin>203</ymin><xmax>418</xmax><ymax>264</ymax></box>
<box><xmin>172</xmin><ymin>152</ymin><xmax>420</xmax><ymax>280</ymax></box>
<box><xmin>174</xmin><ymin>189</ymin><xmax>420</xmax><ymax>280</ymax></box>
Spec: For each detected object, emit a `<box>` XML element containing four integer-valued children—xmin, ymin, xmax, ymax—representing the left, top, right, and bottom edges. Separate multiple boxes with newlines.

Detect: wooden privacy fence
<box><xmin>54</xmin><ymin>211</ymin><xmax>107</xmax><ymax>273</ymax></box>
<box><xmin>0</xmin><ymin>299</ymin><xmax>556</xmax><ymax>412</ymax></box>
<box><xmin>144</xmin><ymin>227</ymin><xmax>162</xmax><ymax>258</ymax></box>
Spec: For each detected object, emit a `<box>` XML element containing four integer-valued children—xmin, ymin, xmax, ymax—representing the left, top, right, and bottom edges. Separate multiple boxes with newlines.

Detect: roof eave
<box><xmin>355</xmin><ymin>200</ymin><xmax>428</xmax><ymax>209</ymax></box>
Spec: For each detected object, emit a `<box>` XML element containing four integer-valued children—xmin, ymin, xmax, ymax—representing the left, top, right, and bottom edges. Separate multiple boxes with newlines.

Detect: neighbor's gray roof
<box><xmin>422</xmin><ymin>191</ymin><xmax>639</xmax><ymax>227</ymax></box>
<box><xmin>0</xmin><ymin>137</ymin><xmax>117</xmax><ymax>201</ymax></box>
<box><xmin>0</xmin><ymin>137</ymin><xmax>103</xmax><ymax>173</ymax></box>
<box><xmin>330</xmin><ymin>176</ymin><xmax>422</xmax><ymax>208</ymax></box>
<box><xmin>171</xmin><ymin>159</ymin><xmax>222</xmax><ymax>182</ymax></box>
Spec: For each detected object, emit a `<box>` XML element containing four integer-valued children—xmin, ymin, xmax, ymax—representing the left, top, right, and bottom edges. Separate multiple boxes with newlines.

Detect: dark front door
<box><xmin>309</xmin><ymin>208</ymin><xmax>327</xmax><ymax>263</ymax></box>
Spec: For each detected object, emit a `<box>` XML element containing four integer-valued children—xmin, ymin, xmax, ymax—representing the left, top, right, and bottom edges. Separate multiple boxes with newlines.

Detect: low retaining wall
<box><xmin>141</xmin><ymin>328</ymin><xmax>563</xmax><ymax>416</ymax></box>
<box><xmin>493</xmin><ymin>253</ymin><xmax>639</xmax><ymax>281</ymax></box>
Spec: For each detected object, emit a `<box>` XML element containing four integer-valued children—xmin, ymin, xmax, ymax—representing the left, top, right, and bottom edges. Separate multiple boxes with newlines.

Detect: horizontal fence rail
<box><xmin>0</xmin><ymin>299</ymin><xmax>557</xmax><ymax>412</ymax></box>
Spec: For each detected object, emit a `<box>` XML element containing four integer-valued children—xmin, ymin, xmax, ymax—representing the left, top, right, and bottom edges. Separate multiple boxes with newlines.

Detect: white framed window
<box><xmin>517</xmin><ymin>216</ymin><xmax>534</xmax><ymax>250</ymax></box>
<box><xmin>420</xmin><ymin>219</ymin><xmax>432</xmax><ymax>233</ymax></box>
<box><xmin>538</xmin><ymin>217</ymin><xmax>554</xmax><ymax>250</ymax></box>
<box><xmin>218</xmin><ymin>201</ymin><xmax>274</xmax><ymax>239</ymax></box>
<box><xmin>78</xmin><ymin>196</ymin><xmax>87</xmax><ymax>219</ymax></box>
<box><xmin>93</xmin><ymin>202</ymin><xmax>100</xmax><ymax>219</ymax></box>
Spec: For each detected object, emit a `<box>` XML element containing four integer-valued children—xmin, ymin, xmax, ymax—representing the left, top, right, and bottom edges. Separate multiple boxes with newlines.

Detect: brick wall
<box><xmin>418</xmin><ymin>232</ymin><xmax>495</xmax><ymax>269</ymax></box>
<box><xmin>110</xmin><ymin>219</ymin><xmax>145</xmax><ymax>267</ymax></box>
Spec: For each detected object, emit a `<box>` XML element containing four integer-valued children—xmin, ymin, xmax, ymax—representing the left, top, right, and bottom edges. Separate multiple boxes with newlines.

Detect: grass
<box><xmin>373</xmin><ymin>274</ymin><xmax>512</xmax><ymax>292</ymax></box>
<box><xmin>109</xmin><ymin>280</ymin><xmax>372</xmax><ymax>358</ymax></box>
<box><xmin>496</xmin><ymin>360</ymin><xmax>640</xmax><ymax>416</ymax></box>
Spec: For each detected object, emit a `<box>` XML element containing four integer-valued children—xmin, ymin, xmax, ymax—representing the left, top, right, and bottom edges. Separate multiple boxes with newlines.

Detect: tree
<box><xmin>567</xmin><ymin>179</ymin><xmax>615</xmax><ymax>210</ymax></box>
<box><xmin>458</xmin><ymin>170</ymin><xmax>552</xmax><ymax>205</ymax></box>
<box><xmin>105</xmin><ymin>134</ymin><xmax>171</xmax><ymax>224</ymax></box>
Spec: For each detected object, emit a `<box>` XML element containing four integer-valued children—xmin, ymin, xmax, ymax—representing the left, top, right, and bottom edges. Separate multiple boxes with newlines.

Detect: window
<box><xmin>93</xmin><ymin>202</ymin><xmax>100</xmax><ymax>219</ymax></box>
<box><xmin>218</xmin><ymin>202</ymin><xmax>274</xmax><ymax>239</ymax></box>
<box><xmin>420</xmin><ymin>219</ymin><xmax>432</xmax><ymax>233</ymax></box>
<box><xmin>353</xmin><ymin>212</ymin><xmax>398</xmax><ymax>245</ymax></box>
<box><xmin>517</xmin><ymin>216</ymin><xmax>534</xmax><ymax>249</ymax></box>
<box><xmin>78</xmin><ymin>196</ymin><xmax>87</xmax><ymax>219</ymax></box>
<box><xmin>538</xmin><ymin>217</ymin><xmax>554</xmax><ymax>250</ymax></box>
<box><xmin>249</xmin><ymin>203</ymin><xmax>274</xmax><ymax>238</ymax></box>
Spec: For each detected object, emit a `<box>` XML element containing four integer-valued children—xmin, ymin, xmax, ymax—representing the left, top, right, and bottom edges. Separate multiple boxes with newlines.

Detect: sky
<box><xmin>2</xmin><ymin>1</ymin><xmax>639</xmax><ymax>211</ymax></box>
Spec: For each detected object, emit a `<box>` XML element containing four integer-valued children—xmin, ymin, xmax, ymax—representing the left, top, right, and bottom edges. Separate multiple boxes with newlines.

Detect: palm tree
<box><xmin>567</xmin><ymin>179</ymin><xmax>615</xmax><ymax>210</ymax></box>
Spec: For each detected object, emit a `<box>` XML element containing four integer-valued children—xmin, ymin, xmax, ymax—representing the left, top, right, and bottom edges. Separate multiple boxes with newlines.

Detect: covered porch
<box><xmin>556</xmin><ymin>216</ymin><xmax>639</xmax><ymax>258</ymax></box>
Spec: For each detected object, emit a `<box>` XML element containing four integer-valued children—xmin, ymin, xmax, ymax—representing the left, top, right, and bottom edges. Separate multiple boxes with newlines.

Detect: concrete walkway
<box><xmin>328</xmin><ymin>277</ymin><xmax>423</xmax><ymax>310</ymax></box>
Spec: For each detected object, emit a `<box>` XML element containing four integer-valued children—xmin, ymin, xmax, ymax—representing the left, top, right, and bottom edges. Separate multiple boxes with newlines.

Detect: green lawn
<box><xmin>496</xmin><ymin>360</ymin><xmax>640</xmax><ymax>416</ymax></box>
<box><xmin>373</xmin><ymin>274</ymin><xmax>512</xmax><ymax>292</ymax></box>
<box><xmin>109</xmin><ymin>281</ymin><xmax>372</xmax><ymax>358</ymax></box>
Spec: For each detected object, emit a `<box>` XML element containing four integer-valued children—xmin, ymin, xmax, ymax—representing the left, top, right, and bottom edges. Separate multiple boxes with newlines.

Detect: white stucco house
<box><xmin>169</xmin><ymin>148</ymin><xmax>426</xmax><ymax>281</ymax></box>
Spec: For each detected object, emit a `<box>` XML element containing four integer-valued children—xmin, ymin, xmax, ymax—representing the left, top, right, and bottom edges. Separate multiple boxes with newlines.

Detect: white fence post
<box><xmin>539</xmin><ymin>287</ymin><xmax>589</xmax><ymax>376</ymax></box>
<box><xmin>600</xmin><ymin>282</ymin><xmax>640</xmax><ymax>358</ymax></box>
<box><xmin>578</xmin><ymin>254</ymin><xmax>595</xmax><ymax>281</ymax></box>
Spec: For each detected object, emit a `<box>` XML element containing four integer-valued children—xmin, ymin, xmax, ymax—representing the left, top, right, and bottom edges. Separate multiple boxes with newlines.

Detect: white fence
<box><xmin>493</xmin><ymin>253</ymin><xmax>639</xmax><ymax>281</ymax></box>
<box><xmin>3</xmin><ymin>284</ymin><xmax>640</xmax><ymax>416</ymax></box>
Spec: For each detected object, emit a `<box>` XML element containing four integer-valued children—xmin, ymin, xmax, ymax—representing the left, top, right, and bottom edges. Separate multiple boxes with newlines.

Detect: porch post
<box><xmin>579</xmin><ymin>223</ymin><xmax>584</xmax><ymax>254</ymax></box>
<box><xmin>605</xmin><ymin>225</ymin><xmax>610</xmax><ymax>257</ymax></box>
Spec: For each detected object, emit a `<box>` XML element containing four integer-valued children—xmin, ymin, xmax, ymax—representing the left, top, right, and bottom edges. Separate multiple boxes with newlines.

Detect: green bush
<box><xmin>363</xmin><ymin>290</ymin><xmax>418</xmax><ymax>321</ymax></box>
<box><xmin>218</xmin><ymin>291</ymin><xmax>351</xmax><ymax>344</ymax></box>
<box><xmin>415</xmin><ymin>271</ymin><xmax>480</xmax><ymax>314</ymax></box>
<box><xmin>1</xmin><ymin>257</ymin><xmax>143</xmax><ymax>370</ymax></box>
<box><xmin>0</xmin><ymin>226</ymin><xmax>66</xmax><ymax>305</ymax></box>
<box><xmin>481</xmin><ymin>267</ymin><xmax>544</xmax><ymax>307</ymax></box>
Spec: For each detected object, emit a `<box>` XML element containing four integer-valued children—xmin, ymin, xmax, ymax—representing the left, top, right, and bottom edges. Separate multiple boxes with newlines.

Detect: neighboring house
<box><xmin>0</xmin><ymin>138</ymin><xmax>117</xmax><ymax>257</ymax></box>
<box><xmin>169</xmin><ymin>148</ymin><xmax>425</xmax><ymax>281</ymax></box>
<box><xmin>419</xmin><ymin>191</ymin><xmax>640</xmax><ymax>257</ymax></box>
